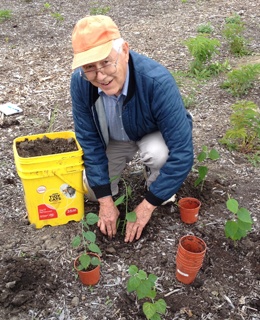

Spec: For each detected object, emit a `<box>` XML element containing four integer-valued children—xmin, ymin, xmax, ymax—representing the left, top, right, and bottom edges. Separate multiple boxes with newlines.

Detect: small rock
<box><xmin>105</xmin><ymin>246</ymin><xmax>116</xmax><ymax>254</ymax></box>
<box><xmin>6</xmin><ymin>281</ymin><xmax>16</xmax><ymax>289</ymax></box>
<box><xmin>71</xmin><ymin>296</ymin><xmax>80</xmax><ymax>307</ymax></box>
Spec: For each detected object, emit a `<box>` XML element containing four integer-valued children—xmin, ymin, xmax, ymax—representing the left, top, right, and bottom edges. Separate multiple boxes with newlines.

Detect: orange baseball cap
<box><xmin>72</xmin><ymin>15</ymin><xmax>121</xmax><ymax>70</ymax></box>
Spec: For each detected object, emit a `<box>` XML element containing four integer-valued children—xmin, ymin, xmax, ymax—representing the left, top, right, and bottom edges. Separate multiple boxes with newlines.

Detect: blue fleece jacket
<box><xmin>71</xmin><ymin>50</ymin><xmax>193</xmax><ymax>206</ymax></box>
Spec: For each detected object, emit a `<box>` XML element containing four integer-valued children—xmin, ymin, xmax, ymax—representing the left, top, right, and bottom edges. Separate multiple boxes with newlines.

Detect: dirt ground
<box><xmin>0</xmin><ymin>0</ymin><xmax>259</xmax><ymax>319</ymax></box>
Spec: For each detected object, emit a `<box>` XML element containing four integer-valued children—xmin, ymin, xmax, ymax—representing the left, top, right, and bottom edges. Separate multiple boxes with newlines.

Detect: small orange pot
<box><xmin>178</xmin><ymin>197</ymin><xmax>201</xmax><ymax>224</ymax></box>
<box><xmin>176</xmin><ymin>235</ymin><xmax>206</xmax><ymax>284</ymax></box>
<box><xmin>74</xmin><ymin>253</ymin><xmax>101</xmax><ymax>286</ymax></box>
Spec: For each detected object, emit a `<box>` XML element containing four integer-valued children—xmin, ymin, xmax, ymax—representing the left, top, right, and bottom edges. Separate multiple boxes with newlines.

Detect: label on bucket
<box><xmin>65</xmin><ymin>208</ymin><xmax>78</xmax><ymax>216</ymax></box>
<box><xmin>177</xmin><ymin>269</ymin><xmax>189</xmax><ymax>277</ymax></box>
<box><xmin>38</xmin><ymin>204</ymin><xmax>58</xmax><ymax>220</ymax></box>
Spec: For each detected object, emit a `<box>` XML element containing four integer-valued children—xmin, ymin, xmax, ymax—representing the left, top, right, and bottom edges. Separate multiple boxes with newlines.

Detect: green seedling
<box><xmin>51</xmin><ymin>12</ymin><xmax>64</xmax><ymax>22</ymax></box>
<box><xmin>112</xmin><ymin>176</ymin><xmax>136</xmax><ymax>235</ymax></box>
<box><xmin>221</xmin><ymin>63</ymin><xmax>260</xmax><ymax>97</ymax></box>
<box><xmin>193</xmin><ymin>146</ymin><xmax>220</xmax><ymax>190</ymax></box>
<box><xmin>127</xmin><ymin>265</ymin><xmax>167</xmax><ymax>320</ymax></box>
<box><xmin>43</xmin><ymin>2</ymin><xmax>51</xmax><ymax>9</ymax></box>
<box><xmin>197</xmin><ymin>23</ymin><xmax>214</xmax><ymax>34</ymax></box>
<box><xmin>0</xmin><ymin>10</ymin><xmax>12</xmax><ymax>22</ymax></box>
<box><xmin>220</xmin><ymin>100</ymin><xmax>260</xmax><ymax>153</ymax></box>
<box><xmin>71</xmin><ymin>212</ymin><xmax>101</xmax><ymax>271</ymax></box>
<box><xmin>89</xmin><ymin>3</ymin><xmax>110</xmax><ymax>15</ymax></box>
<box><xmin>225</xmin><ymin>197</ymin><xmax>253</xmax><ymax>241</ymax></box>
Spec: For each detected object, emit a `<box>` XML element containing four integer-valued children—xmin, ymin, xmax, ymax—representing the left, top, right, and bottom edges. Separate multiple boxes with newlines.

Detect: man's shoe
<box><xmin>162</xmin><ymin>194</ymin><xmax>176</xmax><ymax>205</ymax></box>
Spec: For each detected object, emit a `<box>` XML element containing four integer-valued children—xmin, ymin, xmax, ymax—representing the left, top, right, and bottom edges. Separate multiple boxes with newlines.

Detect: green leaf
<box><xmin>198</xmin><ymin>165</ymin><xmax>208</xmax><ymax>179</ymax></box>
<box><xmin>237</xmin><ymin>219</ymin><xmax>252</xmax><ymax>231</ymax></box>
<box><xmin>194</xmin><ymin>176</ymin><xmax>203</xmax><ymax>187</ymax></box>
<box><xmin>88</xmin><ymin>243</ymin><xmax>101</xmax><ymax>254</ymax></box>
<box><xmin>209</xmin><ymin>148</ymin><xmax>220</xmax><ymax>160</ymax></box>
<box><xmin>126</xmin><ymin>211</ymin><xmax>137</xmax><ymax>222</ymax></box>
<box><xmin>114</xmin><ymin>195</ymin><xmax>125</xmax><ymax>206</ymax></box>
<box><xmin>83</xmin><ymin>231</ymin><xmax>96</xmax><ymax>243</ymax></box>
<box><xmin>137</xmin><ymin>270</ymin><xmax>147</xmax><ymax>280</ymax></box>
<box><xmin>237</xmin><ymin>207</ymin><xmax>253</xmax><ymax>223</ymax></box>
<box><xmin>91</xmin><ymin>256</ymin><xmax>101</xmax><ymax>266</ymax></box>
<box><xmin>71</xmin><ymin>235</ymin><xmax>81</xmax><ymax>248</ymax></box>
<box><xmin>128</xmin><ymin>265</ymin><xmax>138</xmax><ymax>275</ymax></box>
<box><xmin>110</xmin><ymin>175</ymin><xmax>120</xmax><ymax>183</ymax></box>
<box><xmin>127</xmin><ymin>185</ymin><xmax>132</xmax><ymax>197</ymax></box>
<box><xmin>86</xmin><ymin>212</ymin><xmax>99</xmax><ymax>225</ymax></box>
<box><xmin>235</xmin><ymin>228</ymin><xmax>247</xmax><ymax>240</ymax></box>
<box><xmin>226</xmin><ymin>198</ymin><xmax>239</xmax><ymax>214</ymax></box>
<box><xmin>150</xmin><ymin>313</ymin><xmax>161</xmax><ymax>320</ymax></box>
<box><xmin>143</xmin><ymin>302</ymin><xmax>156</xmax><ymax>319</ymax></box>
<box><xmin>79</xmin><ymin>253</ymin><xmax>91</xmax><ymax>269</ymax></box>
<box><xmin>148</xmin><ymin>273</ymin><xmax>157</xmax><ymax>286</ymax></box>
<box><xmin>154</xmin><ymin>299</ymin><xmax>167</xmax><ymax>314</ymax></box>
<box><xmin>225</xmin><ymin>220</ymin><xmax>239</xmax><ymax>239</ymax></box>
<box><xmin>136</xmin><ymin>279</ymin><xmax>153</xmax><ymax>299</ymax></box>
<box><xmin>197</xmin><ymin>150</ymin><xmax>207</xmax><ymax>162</ymax></box>
<box><xmin>127</xmin><ymin>276</ymin><xmax>141</xmax><ymax>292</ymax></box>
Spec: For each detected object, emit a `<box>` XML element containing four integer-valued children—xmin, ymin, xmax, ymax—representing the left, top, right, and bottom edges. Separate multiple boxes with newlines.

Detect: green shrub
<box><xmin>222</xmin><ymin>14</ymin><xmax>249</xmax><ymax>56</ymax></box>
<box><xmin>197</xmin><ymin>23</ymin><xmax>214</xmax><ymax>34</ymax></box>
<box><xmin>221</xmin><ymin>63</ymin><xmax>260</xmax><ymax>97</ymax></box>
<box><xmin>184</xmin><ymin>35</ymin><xmax>220</xmax><ymax>76</ymax></box>
<box><xmin>220</xmin><ymin>100</ymin><xmax>260</xmax><ymax>153</ymax></box>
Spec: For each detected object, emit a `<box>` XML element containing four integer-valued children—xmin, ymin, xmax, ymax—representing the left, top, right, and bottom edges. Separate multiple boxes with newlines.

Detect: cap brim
<box><xmin>72</xmin><ymin>41</ymin><xmax>113</xmax><ymax>70</ymax></box>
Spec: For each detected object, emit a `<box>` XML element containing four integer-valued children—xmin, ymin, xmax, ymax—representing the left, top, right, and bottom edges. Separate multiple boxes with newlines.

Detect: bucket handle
<box><xmin>54</xmin><ymin>171</ymin><xmax>86</xmax><ymax>194</ymax></box>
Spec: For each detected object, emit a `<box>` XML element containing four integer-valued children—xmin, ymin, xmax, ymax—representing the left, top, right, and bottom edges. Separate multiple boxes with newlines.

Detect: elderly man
<box><xmin>70</xmin><ymin>15</ymin><xmax>193</xmax><ymax>242</ymax></box>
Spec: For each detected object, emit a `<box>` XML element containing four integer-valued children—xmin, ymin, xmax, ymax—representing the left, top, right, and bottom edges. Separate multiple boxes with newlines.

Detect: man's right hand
<box><xmin>97</xmin><ymin>196</ymin><xmax>120</xmax><ymax>238</ymax></box>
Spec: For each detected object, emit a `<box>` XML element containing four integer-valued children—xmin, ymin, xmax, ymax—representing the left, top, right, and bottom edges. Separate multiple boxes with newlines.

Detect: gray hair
<box><xmin>112</xmin><ymin>38</ymin><xmax>125</xmax><ymax>52</ymax></box>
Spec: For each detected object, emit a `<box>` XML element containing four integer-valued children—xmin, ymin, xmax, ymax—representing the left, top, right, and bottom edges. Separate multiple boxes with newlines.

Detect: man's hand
<box><xmin>97</xmin><ymin>196</ymin><xmax>120</xmax><ymax>239</ymax></box>
<box><xmin>124</xmin><ymin>199</ymin><xmax>156</xmax><ymax>243</ymax></box>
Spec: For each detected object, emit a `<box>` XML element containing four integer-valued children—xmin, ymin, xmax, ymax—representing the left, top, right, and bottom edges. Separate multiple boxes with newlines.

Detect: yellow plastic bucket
<box><xmin>13</xmin><ymin>131</ymin><xmax>86</xmax><ymax>228</ymax></box>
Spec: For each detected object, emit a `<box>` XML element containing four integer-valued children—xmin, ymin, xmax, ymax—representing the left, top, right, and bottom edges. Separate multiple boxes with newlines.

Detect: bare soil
<box><xmin>0</xmin><ymin>1</ymin><xmax>259</xmax><ymax>320</ymax></box>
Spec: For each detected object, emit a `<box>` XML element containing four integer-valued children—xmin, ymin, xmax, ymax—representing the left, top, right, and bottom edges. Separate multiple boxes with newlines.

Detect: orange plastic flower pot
<box><xmin>178</xmin><ymin>197</ymin><xmax>201</xmax><ymax>224</ymax></box>
<box><xmin>74</xmin><ymin>253</ymin><xmax>101</xmax><ymax>286</ymax></box>
<box><xmin>175</xmin><ymin>235</ymin><xmax>206</xmax><ymax>284</ymax></box>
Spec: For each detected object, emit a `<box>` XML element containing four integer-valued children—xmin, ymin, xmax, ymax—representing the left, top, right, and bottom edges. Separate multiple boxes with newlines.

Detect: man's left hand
<box><xmin>124</xmin><ymin>199</ymin><xmax>156</xmax><ymax>242</ymax></box>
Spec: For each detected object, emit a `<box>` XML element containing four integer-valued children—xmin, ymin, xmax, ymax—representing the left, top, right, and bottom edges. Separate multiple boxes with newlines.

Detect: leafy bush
<box><xmin>222</xmin><ymin>14</ymin><xmax>249</xmax><ymax>56</ymax></box>
<box><xmin>221</xmin><ymin>63</ymin><xmax>260</xmax><ymax>97</ymax></box>
<box><xmin>197</xmin><ymin>23</ymin><xmax>214</xmax><ymax>34</ymax></box>
<box><xmin>225</xmin><ymin>198</ymin><xmax>253</xmax><ymax>241</ymax></box>
<box><xmin>220</xmin><ymin>100</ymin><xmax>260</xmax><ymax>153</ymax></box>
<box><xmin>184</xmin><ymin>35</ymin><xmax>221</xmax><ymax>76</ymax></box>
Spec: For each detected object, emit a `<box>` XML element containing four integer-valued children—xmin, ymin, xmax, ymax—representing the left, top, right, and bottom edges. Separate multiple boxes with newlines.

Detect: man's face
<box><xmin>82</xmin><ymin>42</ymin><xmax>129</xmax><ymax>96</ymax></box>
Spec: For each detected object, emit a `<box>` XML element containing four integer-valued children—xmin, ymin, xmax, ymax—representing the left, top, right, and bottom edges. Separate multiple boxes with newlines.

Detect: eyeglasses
<box><xmin>80</xmin><ymin>51</ymin><xmax>120</xmax><ymax>81</ymax></box>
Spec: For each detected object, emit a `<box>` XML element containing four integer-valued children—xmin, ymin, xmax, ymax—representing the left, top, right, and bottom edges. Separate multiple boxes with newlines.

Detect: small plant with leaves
<box><xmin>127</xmin><ymin>265</ymin><xmax>167</xmax><ymax>320</ymax></box>
<box><xmin>0</xmin><ymin>10</ymin><xmax>12</xmax><ymax>22</ymax></box>
<box><xmin>221</xmin><ymin>63</ymin><xmax>260</xmax><ymax>97</ymax></box>
<box><xmin>220</xmin><ymin>100</ymin><xmax>260</xmax><ymax>153</ymax></box>
<box><xmin>111</xmin><ymin>176</ymin><xmax>137</xmax><ymax>235</ymax></box>
<box><xmin>225</xmin><ymin>197</ymin><xmax>253</xmax><ymax>241</ymax></box>
<box><xmin>222</xmin><ymin>14</ymin><xmax>249</xmax><ymax>56</ymax></box>
<box><xmin>193</xmin><ymin>146</ymin><xmax>220</xmax><ymax>190</ymax></box>
<box><xmin>184</xmin><ymin>34</ymin><xmax>220</xmax><ymax>76</ymax></box>
<box><xmin>72</xmin><ymin>212</ymin><xmax>101</xmax><ymax>271</ymax></box>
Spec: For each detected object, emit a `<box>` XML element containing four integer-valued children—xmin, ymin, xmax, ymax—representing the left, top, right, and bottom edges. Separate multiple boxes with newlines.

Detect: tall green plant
<box><xmin>184</xmin><ymin>35</ymin><xmax>220</xmax><ymax>75</ymax></box>
<box><xmin>221</xmin><ymin>63</ymin><xmax>260</xmax><ymax>97</ymax></box>
<box><xmin>220</xmin><ymin>100</ymin><xmax>260</xmax><ymax>153</ymax></box>
<box><xmin>222</xmin><ymin>14</ymin><xmax>248</xmax><ymax>56</ymax></box>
